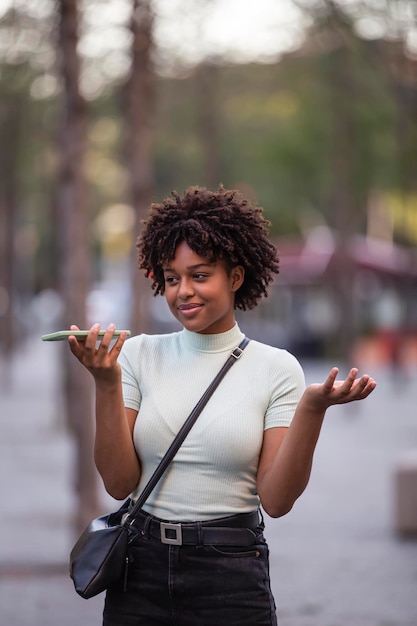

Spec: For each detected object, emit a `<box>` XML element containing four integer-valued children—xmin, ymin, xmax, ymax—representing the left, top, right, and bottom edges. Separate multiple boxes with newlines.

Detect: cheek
<box><xmin>216</xmin><ymin>291</ymin><xmax>235</xmax><ymax>311</ymax></box>
<box><xmin>165</xmin><ymin>292</ymin><xmax>175</xmax><ymax>307</ymax></box>
<box><xmin>164</xmin><ymin>290</ymin><xmax>175</xmax><ymax>309</ymax></box>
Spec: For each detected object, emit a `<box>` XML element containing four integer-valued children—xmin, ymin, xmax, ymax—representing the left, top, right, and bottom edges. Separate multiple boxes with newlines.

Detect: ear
<box><xmin>231</xmin><ymin>266</ymin><xmax>245</xmax><ymax>292</ymax></box>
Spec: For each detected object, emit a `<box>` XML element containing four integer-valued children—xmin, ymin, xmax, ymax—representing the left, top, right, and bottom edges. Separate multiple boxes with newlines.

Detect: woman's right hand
<box><xmin>69</xmin><ymin>323</ymin><xmax>140</xmax><ymax>498</ymax></box>
<box><xmin>68</xmin><ymin>323</ymin><xmax>128</xmax><ymax>387</ymax></box>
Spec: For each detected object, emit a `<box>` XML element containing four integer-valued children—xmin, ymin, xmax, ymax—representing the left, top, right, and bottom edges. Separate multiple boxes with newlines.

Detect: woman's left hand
<box><xmin>302</xmin><ymin>367</ymin><xmax>377</xmax><ymax>412</ymax></box>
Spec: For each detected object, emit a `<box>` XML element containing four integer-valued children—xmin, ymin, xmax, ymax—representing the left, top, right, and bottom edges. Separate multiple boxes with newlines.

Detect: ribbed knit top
<box><xmin>119</xmin><ymin>324</ymin><xmax>305</xmax><ymax>521</ymax></box>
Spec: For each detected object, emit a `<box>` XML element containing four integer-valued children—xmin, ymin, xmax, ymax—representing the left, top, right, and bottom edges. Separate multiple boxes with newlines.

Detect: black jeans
<box><xmin>103</xmin><ymin>511</ymin><xmax>278</xmax><ymax>626</ymax></box>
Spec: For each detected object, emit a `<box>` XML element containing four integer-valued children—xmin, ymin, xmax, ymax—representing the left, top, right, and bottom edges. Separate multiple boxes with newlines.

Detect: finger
<box><xmin>340</xmin><ymin>368</ymin><xmax>359</xmax><ymax>394</ymax></box>
<box><xmin>343</xmin><ymin>374</ymin><xmax>376</xmax><ymax>402</ymax></box>
<box><xmin>356</xmin><ymin>375</ymin><xmax>377</xmax><ymax>398</ymax></box>
<box><xmin>345</xmin><ymin>375</ymin><xmax>369</xmax><ymax>400</ymax></box>
<box><xmin>97</xmin><ymin>323</ymin><xmax>116</xmax><ymax>353</ymax></box>
<box><xmin>68</xmin><ymin>338</ymin><xmax>81</xmax><ymax>358</ymax></box>
<box><xmin>322</xmin><ymin>367</ymin><xmax>339</xmax><ymax>393</ymax></box>
<box><xmin>81</xmin><ymin>323</ymin><xmax>101</xmax><ymax>359</ymax></box>
<box><xmin>357</xmin><ymin>374</ymin><xmax>370</xmax><ymax>389</ymax></box>
<box><xmin>348</xmin><ymin>367</ymin><xmax>359</xmax><ymax>380</ymax></box>
<box><xmin>68</xmin><ymin>324</ymin><xmax>82</xmax><ymax>352</ymax></box>
<box><xmin>67</xmin><ymin>324</ymin><xmax>80</xmax><ymax>342</ymax></box>
<box><xmin>88</xmin><ymin>323</ymin><xmax>101</xmax><ymax>339</ymax></box>
<box><xmin>109</xmin><ymin>328</ymin><xmax>128</xmax><ymax>356</ymax></box>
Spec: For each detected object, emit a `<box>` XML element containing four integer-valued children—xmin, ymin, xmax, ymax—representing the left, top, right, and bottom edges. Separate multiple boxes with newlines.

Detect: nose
<box><xmin>177</xmin><ymin>277</ymin><xmax>194</xmax><ymax>299</ymax></box>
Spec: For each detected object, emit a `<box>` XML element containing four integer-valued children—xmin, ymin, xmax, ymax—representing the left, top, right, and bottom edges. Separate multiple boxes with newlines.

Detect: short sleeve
<box><xmin>118</xmin><ymin>336</ymin><xmax>142</xmax><ymax>412</ymax></box>
<box><xmin>264</xmin><ymin>351</ymin><xmax>305</xmax><ymax>429</ymax></box>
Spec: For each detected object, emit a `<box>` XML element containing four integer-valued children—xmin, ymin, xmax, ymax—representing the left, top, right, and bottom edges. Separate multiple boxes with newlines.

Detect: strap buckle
<box><xmin>160</xmin><ymin>522</ymin><xmax>183</xmax><ymax>545</ymax></box>
<box><xmin>231</xmin><ymin>346</ymin><xmax>243</xmax><ymax>359</ymax></box>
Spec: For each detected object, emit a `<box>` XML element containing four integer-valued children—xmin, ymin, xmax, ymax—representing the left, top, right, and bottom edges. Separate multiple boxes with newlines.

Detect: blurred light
<box><xmin>355</xmin><ymin>17</ymin><xmax>387</xmax><ymax>41</ymax></box>
<box><xmin>94</xmin><ymin>203</ymin><xmax>135</xmax><ymax>237</ymax></box>
<box><xmin>387</xmin><ymin>192</ymin><xmax>417</xmax><ymax>245</ymax></box>
<box><xmin>89</xmin><ymin>117</ymin><xmax>120</xmax><ymax>145</ymax></box>
<box><xmin>87</xmin><ymin>280</ymin><xmax>131</xmax><ymax>328</ymax></box>
<box><xmin>29</xmin><ymin>44</ymin><xmax>56</xmax><ymax>71</ymax></box>
<box><xmin>78</xmin><ymin>26</ymin><xmax>129</xmax><ymax>59</ymax></box>
<box><xmin>94</xmin><ymin>203</ymin><xmax>135</xmax><ymax>258</ymax></box>
<box><xmin>406</xmin><ymin>28</ymin><xmax>417</xmax><ymax>58</ymax></box>
<box><xmin>367</xmin><ymin>192</ymin><xmax>393</xmax><ymax>243</ymax></box>
<box><xmin>374</xmin><ymin>289</ymin><xmax>404</xmax><ymax>328</ymax></box>
<box><xmin>30</xmin><ymin>74</ymin><xmax>59</xmax><ymax>100</ymax></box>
<box><xmin>101</xmin><ymin>50</ymin><xmax>131</xmax><ymax>82</ymax></box>
<box><xmin>79</xmin><ymin>65</ymin><xmax>106</xmax><ymax>100</ymax></box>
<box><xmin>153</xmin><ymin>0</ymin><xmax>305</xmax><ymax>69</ymax></box>
<box><xmin>85</xmin><ymin>153</ymin><xmax>127</xmax><ymax>196</ymax></box>
<box><xmin>302</xmin><ymin>294</ymin><xmax>339</xmax><ymax>335</ymax></box>
<box><xmin>31</xmin><ymin>289</ymin><xmax>63</xmax><ymax>328</ymax></box>
<box><xmin>82</xmin><ymin>0</ymin><xmax>131</xmax><ymax>29</ymax></box>
<box><xmin>15</xmin><ymin>0</ymin><xmax>53</xmax><ymax>20</ymax></box>
<box><xmin>0</xmin><ymin>0</ymin><xmax>10</xmax><ymax>20</ymax></box>
<box><xmin>304</xmin><ymin>226</ymin><xmax>335</xmax><ymax>254</ymax></box>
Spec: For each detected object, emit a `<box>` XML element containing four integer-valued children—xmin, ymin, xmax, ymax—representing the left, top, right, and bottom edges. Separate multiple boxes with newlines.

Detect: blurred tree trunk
<box><xmin>56</xmin><ymin>0</ymin><xmax>100</xmax><ymax>533</ymax></box>
<box><xmin>194</xmin><ymin>62</ymin><xmax>221</xmax><ymax>189</ymax></box>
<box><xmin>321</xmin><ymin>3</ymin><xmax>358</xmax><ymax>363</ymax></box>
<box><xmin>125</xmin><ymin>0</ymin><xmax>155</xmax><ymax>336</ymax></box>
<box><xmin>0</xmin><ymin>96</ymin><xmax>20</xmax><ymax>375</ymax></box>
<box><xmin>386</xmin><ymin>41</ymin><xmax>417</xmax><ymax>355</ymax></box>
<box><xmin>328</xmin><ymin>46</ymin><xmax>356</xmax><ymax>364</ymax></box>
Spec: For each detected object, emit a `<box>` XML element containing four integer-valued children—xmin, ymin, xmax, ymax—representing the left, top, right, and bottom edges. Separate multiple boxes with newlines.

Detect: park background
<box><xmin>0</xmin><ymin>1</ymin><xmax>417</xmax><ymax>624</ymax></box>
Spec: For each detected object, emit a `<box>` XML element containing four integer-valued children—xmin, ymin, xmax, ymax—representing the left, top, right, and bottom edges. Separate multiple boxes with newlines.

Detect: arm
<box><xmin>68</xmin><ymin>323</ymin><xmax>141</xmax><ymax>500</ymax></box>
<box><xmin>257</xmin><ymin>367</ymin><xmax>376</xmax><ymax>518</ymax></box>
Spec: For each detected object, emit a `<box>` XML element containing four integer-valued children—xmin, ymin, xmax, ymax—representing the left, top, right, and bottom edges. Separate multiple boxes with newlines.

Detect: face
<box><xmin>162</xmin><ymin>241</ymin><xmax>244</xmax><ymax>334</ymax></box>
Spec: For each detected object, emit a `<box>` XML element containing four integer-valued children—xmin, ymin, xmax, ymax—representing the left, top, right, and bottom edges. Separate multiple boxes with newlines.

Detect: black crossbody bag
<box><xmin>70</xmin><ymin>337</ymin><xmax>250</xmax><ymax>599</ymax></box>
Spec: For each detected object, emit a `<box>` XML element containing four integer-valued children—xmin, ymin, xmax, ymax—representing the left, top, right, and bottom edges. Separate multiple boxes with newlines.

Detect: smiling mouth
<box><xmin>177</xmin><ymin>303</ymin><xmax>203</xmax><ymax>311</ymax></box>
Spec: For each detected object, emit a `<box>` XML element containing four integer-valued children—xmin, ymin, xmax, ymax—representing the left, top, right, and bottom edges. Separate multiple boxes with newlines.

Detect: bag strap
<box><xmin>124</xmin><ymin>336</ymin><xmax>250</xmax><ymax>525</ymax></box>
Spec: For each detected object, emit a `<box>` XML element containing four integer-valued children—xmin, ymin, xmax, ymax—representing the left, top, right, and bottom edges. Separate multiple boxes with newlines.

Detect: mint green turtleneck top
<box><xmin>119</xmin><ymin>324</ymin><xmax>305</xmax><ymax>521</ymax></box>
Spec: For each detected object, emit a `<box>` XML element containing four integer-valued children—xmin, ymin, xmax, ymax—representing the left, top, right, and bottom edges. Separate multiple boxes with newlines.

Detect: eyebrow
<box><xmin>163</xmin><ymin>262</ymin><xmax>215</xmax><ymax>272</ymax></box>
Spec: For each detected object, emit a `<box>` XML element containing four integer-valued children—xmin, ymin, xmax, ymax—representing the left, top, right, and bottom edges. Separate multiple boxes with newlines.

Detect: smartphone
<box><xmin>41</xmin><ymin>330</ymin><xmax>131</xmax><ymax>341</ymax></box>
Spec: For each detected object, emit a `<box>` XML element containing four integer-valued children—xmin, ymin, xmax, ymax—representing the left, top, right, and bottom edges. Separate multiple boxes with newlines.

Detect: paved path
<box><xmin>1</xmin><ymin>339</ymin><xmax>416</xmax><ymax>625</ymax></box>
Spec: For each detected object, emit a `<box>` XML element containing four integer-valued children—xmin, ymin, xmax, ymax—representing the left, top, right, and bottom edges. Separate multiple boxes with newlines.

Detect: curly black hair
<box><xmin>137</xmin><ymin>185</ymin><xmax>279</xmax><ymax>311</ymax></box>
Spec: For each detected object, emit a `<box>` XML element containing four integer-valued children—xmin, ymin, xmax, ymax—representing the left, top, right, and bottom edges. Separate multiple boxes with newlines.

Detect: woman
<box><xmin>68</xmin><ymin>186</ymin><xmax>376</xmax><ymax>625</ymax></box>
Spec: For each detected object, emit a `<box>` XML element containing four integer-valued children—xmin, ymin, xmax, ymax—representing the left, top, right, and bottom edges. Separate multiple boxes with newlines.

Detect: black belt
<box><xmin>130</xmin><ymin>509</ymin><xmax>261</xmax><ymax>547</ymax></box>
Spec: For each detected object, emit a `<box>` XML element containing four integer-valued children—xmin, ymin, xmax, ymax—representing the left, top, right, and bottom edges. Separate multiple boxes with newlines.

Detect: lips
<box><xmin>177</xmin><ymin>303</ymin><xmax>203</xmax><ymax>311</ymax></box>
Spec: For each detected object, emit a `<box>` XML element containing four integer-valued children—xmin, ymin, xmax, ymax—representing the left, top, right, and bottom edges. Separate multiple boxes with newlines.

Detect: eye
<box><xmin>193</xmin><ymin>273</ymin><xmax>208</xmax><ymax>280</ymax></box>
<box><xmin>164</xmin><ymin>275</ymin><xmax>178</xmax><ymax>285</ymax></box>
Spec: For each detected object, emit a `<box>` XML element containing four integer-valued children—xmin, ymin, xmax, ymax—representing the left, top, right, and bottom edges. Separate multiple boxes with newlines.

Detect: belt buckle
<box><xmin>160</xmin><ymin>522</ymin><xmax>183</xmax><ymax>545</ymax></box>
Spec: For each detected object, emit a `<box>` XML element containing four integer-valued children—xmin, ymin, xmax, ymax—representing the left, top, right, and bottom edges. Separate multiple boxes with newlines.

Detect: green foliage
<box><xmin>0</xmin><ymin>2</ymin><xmax>415</xmax><ymax>296</ymax></box>
<box><xmin>150</xmin><ymin>44</ymin><xmax>399</xmax><ymax>237</ymax></box>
